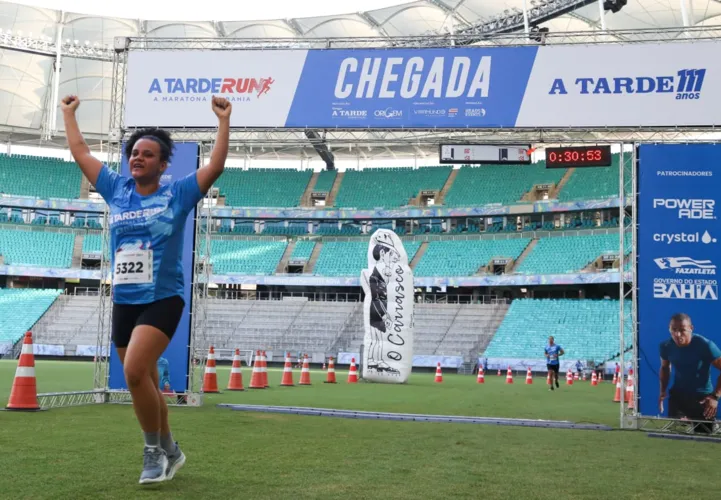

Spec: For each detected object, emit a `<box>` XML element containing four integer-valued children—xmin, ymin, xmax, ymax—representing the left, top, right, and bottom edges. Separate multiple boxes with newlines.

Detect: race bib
<box><xmin>114</xmin><ymin>250</ymin><xmax>153</xmax><ymax>285</ymax></box>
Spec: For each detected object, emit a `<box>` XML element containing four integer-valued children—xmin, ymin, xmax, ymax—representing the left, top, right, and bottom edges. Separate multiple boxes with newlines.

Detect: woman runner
<box><xmin>61</xmin><ymin>94</ymin><xmax>232</xmax><ymax>484</ymax></box>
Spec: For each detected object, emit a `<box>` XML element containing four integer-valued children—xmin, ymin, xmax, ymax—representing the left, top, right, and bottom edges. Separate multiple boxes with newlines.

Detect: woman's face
<box><xmin>129</xmin><ymin>138</ymin><xmax>166</xmax><ymax>183</ymax></box>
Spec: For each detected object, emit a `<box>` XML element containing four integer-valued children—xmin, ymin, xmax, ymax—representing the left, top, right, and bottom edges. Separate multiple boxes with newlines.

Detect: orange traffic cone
<box><xmin>299</xmin><ymin>354</ymin><xmax>312</xmax><ymax>385</ymax></box>
<box><xmin>227</xmin><ymin>348</ymin><xmax>245</xmax><ymax>391</ymax></box>
<box><xmin>6</xmin><ymin>331</ymin><xmax>40</xmax><ymax>411</ymax></box>
<box><xmin>613</xmin><ymin>376</ymin><xmax>623</xmax><ymax>402</ymax></box>
<box><xmin>347</xmin><ymin>358</ymin><xmax>359</xmax><ymax>383</ymax></box>
<box><xmin>505</xmin><ymin>367</ymin><xmax>513</xmax><ymax>384</ymax></box>
<box><xmin>261</xmin><ymin>351</ymin><xmax>270</xmax><ymax>388</ymax></box>
<box><xmin>625</xmin><ymin>369</ymin><xmax>635</xmax><ymax>408</ymax></box>
<box><xmin>202</xmin><ymin>346</ymin><xmax>220</xmax><ymax>393</ymax></box>
<box><xmin>434</xmin><ymin>363</ymin><xmax>443</xmax><ymax>383</ymax></box>
<box><xmin>249</xmin><ymin>350</ymin><xmax>265</xmax><ymax>389</ymax></box>
<box><xmin>574</xmin><ymin>372</ymin><xmax>579</xmax><ymax>381</ymax></box>
<box><xmin>547</xmin><ymin>371</ymin><xmax>552</xmax><ymax>386</ymax></box>
<box><xmin>582</xmin><ymin>372</ymin><xmax>587</xmax><ymax>382</ymax></box>
<box><xmin>591</xmin><ymin>371</ymin><xmax>598</xmax><ymax>387</ymax></box>
<box><xmin>566</xmin><ymin>369</ymin><xmax>574</xmax><ymax>386</ymax></box>
<box><xmin>612</xmin><ymin>372</ymin><xmax>618</xmax><ymax>385</ymax></box>
<box><xmin>497</xmin><ymin>369</ymin><xmax>501</xmax><ymax>377</ymax></box>
<box><xmin>324</xmin><ymin>357</ymin><xmax>337</xmax><ymax>384</ymax></box>
<box><xmin>280</xmin><ymin>352</ymin><xmax>295</xmax><ymax>387</ymax></box>
<box><xmin>477</xmin><ymin>368</ymin><xmax>485</xmax><ymax>384</ymax></box>
<box><xmin>525</xmin><ymin>367</ymin><xmax>533</xmax><ymax>385</ymax></box>
<box><xmin>322</xmin><ymin>362</ymin><xmax>326</xmax><ymax>370</ymax></box>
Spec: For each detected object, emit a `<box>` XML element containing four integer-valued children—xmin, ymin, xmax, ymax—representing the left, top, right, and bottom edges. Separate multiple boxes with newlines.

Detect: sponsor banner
<box><xmin>108</xmin><ymin>143</ymin><xmax>199</xmax><ymax>393</ymax></box>
<box><xmin>482</xmin><ymin>357</ymin><xmax>576</xmax><ymax>373</ymax></box>
<box><xmin>125</xmin><ymin>42</ymin><xmax>721</xmax><ymax>128</ymax></box>
<box><xmin>76</xmin><ymin>345</ymin><xmax>110</xmax><ymax>357</ymax></box>
<box><xmin>638</xmin><ymin>144</ymin><xmax>721</xmax><ymax>418</ymax></box>
<box><xmin>33</xmin><ymin>344</ymin><xmax>65</xmax><ymax>356</ymax></box>
<box><xmin>338</xmin><ymin>352</ymin><xmax>462</xmax><ymax>368</ymax></box>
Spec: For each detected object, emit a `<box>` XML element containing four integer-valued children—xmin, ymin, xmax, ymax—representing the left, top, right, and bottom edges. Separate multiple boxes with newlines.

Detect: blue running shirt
<box><xmin>545</xmin><ymin>345</ymin><xmax>563</xmax><ymax>365</ymax></box>
<box><xmin>660</xmin><ymin>334</ymin><xmax>721</xmax><ymax>395</ymax></box>
<box><xmin>95</xmin><ymin>165</ymin><xmax>203</xmax><ymax>305</ymax></box>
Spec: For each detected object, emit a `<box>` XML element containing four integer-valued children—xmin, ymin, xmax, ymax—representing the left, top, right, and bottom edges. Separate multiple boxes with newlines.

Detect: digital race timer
<box><xmin>545</xmin><ymin>146</ymin><xmax>613</xmax><ymax>168</ymax></box>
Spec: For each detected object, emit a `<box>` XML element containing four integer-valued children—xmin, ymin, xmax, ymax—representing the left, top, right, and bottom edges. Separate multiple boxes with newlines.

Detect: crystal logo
<box><xmin>653</xmin><ymin>230</ymin><xmax>717</xmax><ymax>245</ymax></box>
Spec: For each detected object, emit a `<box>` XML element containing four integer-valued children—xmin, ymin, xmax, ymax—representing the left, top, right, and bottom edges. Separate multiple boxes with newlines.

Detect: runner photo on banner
<box><xmin>638</xmin><ymin>144</ymin><xmax>721</xmax><ymax>430</ymax></box>
<box><xmin>107</xmin><ymin>142</ymin><xmax>199</xmax><ymax>393</ymax></box>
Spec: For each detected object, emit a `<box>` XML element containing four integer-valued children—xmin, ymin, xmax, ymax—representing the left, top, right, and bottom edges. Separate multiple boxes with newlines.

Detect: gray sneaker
<box><xmin>139</xmin><ymin>446</ymin><xmax>168</xmax><ymax>485</ymax></box>
<box><xmin>165</xmin><ymin>442</ymin><xmax>186</xmax><ymax>480</ymax></box>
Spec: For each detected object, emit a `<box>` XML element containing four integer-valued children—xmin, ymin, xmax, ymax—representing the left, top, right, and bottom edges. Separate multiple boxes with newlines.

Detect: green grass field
<box><xmin>0</xmin><ymin>360</ymin><xmax>717</xmax><ymax>499</ymax></box>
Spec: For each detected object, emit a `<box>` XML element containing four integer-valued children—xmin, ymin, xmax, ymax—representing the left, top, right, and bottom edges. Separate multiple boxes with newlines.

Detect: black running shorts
<box><xmin>547</xmin><ymin>363</ymin><xmax>560</xmax><ymax>373</ymax></box>
<box><xmin>668</xmin><ymin>389</ymin><xmax>716</xmax><ymax>434</ymax></box>
<box><xmin>111</xmin><ymin>295</ymin><xmax>185</xmax><ymax>348</ymax></box>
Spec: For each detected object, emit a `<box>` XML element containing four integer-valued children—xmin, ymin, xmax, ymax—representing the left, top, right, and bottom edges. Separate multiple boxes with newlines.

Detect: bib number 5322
<box><xmin>114</xmin><ymin>250</ymin><xmax>153</xmax><ymax>285</ymax></box>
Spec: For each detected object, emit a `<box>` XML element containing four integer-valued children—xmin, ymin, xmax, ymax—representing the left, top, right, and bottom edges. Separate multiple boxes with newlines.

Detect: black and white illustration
<box><xmin>361</xmin><ymin>229</ymin><xmax>414</xmax><ymax>383</ymax></box>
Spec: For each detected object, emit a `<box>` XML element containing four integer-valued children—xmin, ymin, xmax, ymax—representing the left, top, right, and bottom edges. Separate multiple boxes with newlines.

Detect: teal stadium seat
<box><xmin>483</xmin><ymin>298</ymin><xmax>633</xmax><ymax>363</ymax></box>
<box><xmin>214</xmin><ymin>168</ymin><xmax>312</xmax><ymax>207</ymax></box>
<box><xmin>313</xmin><ymin>170</ymin><xmax>337</xmax><ymax>193</ymax></box>
<box><xmin>414</xmin><ymin>239</ymin><xmax>530</xmax><ymax>277</ymax></box>
<box><xmin>314</xmin><ymin>240</ymin><xmax>421</xmax><ymax>277</ymax></box>
<box><xmin>0</xmin><ymin>227</ymin><xmax>74</xmax><ymax>267</ymax></box>
<box><xmin>208</xmin><ymin>239</ymin><xmax>287</xmax><ymax>275</ymax></box>
<box><xmin>82</xmin><ymin>233</ymin><xmax>105</xmax><ymax>256</ymax></box>
<box><xmin>291</xmin><ymin>241</ymin><xmax>316</xmax><ymax>261</ymax></box>
<box><xmin>0</xmin><ymin>154</ymin><xmax>81</xmax><ymax>199</ymax></box>
<box><xmin>0</xmin><ymin>288</ymin><xmax>61</xmax><ymax>345</ymax></box>
<box><xmin>444</xmin><ymin>163</ymin><xmax>565</xmax><ymax>207</ymax></box>
<box><xmin>334</xmin><ymin>166</ymin><xmax>451</xmax><ymax>209</ymax></box>
<box><xmin>558</xmin><ymin>155</ymin><xmax>621</xmax><ymax>202</ymax></box>
<box><xmin>517</xmin><ymin>233</ymin><xmax>629</xmax><ymax>275</ymax></box>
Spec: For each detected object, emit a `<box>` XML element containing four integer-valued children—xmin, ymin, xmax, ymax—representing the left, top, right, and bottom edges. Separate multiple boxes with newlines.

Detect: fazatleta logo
<box><xmin>360</xmin><ymin>229</ymin><xmax>414</xmax><ymax>384</ymax></box>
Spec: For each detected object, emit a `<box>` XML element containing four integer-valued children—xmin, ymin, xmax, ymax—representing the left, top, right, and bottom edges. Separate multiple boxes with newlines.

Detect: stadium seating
<box><xmin>334</xmin><ymin>166</ymin><xmax>451</xmax><ymax>209</ymax></box>
<box><xmin>208</xmin><ymin>239</ymin><xmax>287</xmax><ymax>275</ymax></box>
<box><xmin>516</xmin><ymin>233</ymin><xmax>627</xmax><ymax>275</ymax></box>
<box><xmin>558</xmin><ymin>158</ymin><xmax>621</xmax><ymax>202</ymax></box>
<box><xmin>314</xmin><ymin>240</ymin><xmax>421</xmax><ymax>277</ymax></box>
<box><xmin>0</xmin><ymin>227</ymin><xmax>74</xmax><ymax>267</ymax></box>
<box><xmin>443</xmin><ymin>163</ymin><xmax>565</xmax><ymax>207</ymax></box>
<box><xmin>414</xmin><ymin>239</ymin><xmax>531</xmax><ymax>277</ymax></box>
<box><xmin>214</xmin><ymin>168</ymin><xmax>312</xmax><ymax>207</ymax></box>
<box><xmin>314</xmin><ymin>170</ymin><xmax>337</xmax><ymax>193</ymax></box>
<box><xmin>0</xmin><ymin>154</ymin><xmax>81</xmax><ymax>199</ymax></box>
<box><xmin>0</xmin><ymin>288</ymin><xmax>62</xmax><ymax>346</ymax></box>
<box><xmin>82</xmin><ymin>233</ymin><xmax>103</xmax><ymax>254</ymax></box>
<box><xmin>483</xmin><ymin>298</ymin><xmax>633</xmax><ymax>363</ymax></box>
<box><xmin>291</xmin><ymin>240</ymin><xmax>316</xmax><ymax>261</ymax></box>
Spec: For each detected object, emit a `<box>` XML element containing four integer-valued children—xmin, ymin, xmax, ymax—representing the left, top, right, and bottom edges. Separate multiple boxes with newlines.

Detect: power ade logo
<box><xmin>148</xmin><ymin>77</ymin><xmax>274</xmax><ymax>101</ymax></box>
<box><xmin>549</xmin><ymin>69</ymin><xmax>706</xmax><ymax>100</ymax></box>
<box><xmin>654</xmin><ymin>257</ymin><xmax>716</xmax><ymax>275</ymax></box>
<box><xmin>334</xmin><ymin>56</ymin><xmax>491</xmax><ymax>100</ymax></box>
<box><xmin>652</xmin><ymin>198</ymin><xmax>715</xmax><ymax>219</ymax></box>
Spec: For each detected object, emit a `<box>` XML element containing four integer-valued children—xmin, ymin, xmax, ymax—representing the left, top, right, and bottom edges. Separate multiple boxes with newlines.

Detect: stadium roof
<box><xmin>0</xmin><ymin>0</ymin><xmax>720</xmax><ymax>156</ymax></box>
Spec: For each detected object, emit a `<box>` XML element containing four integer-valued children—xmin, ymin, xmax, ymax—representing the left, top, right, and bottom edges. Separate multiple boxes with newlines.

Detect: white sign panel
<box><xmin>125</xmin><ymin>50</ymin><xmax>308</xmax><ymax>127</ymax></box>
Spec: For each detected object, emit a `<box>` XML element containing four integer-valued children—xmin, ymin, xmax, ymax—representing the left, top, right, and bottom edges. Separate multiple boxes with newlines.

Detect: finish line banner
<box><xmin>637</xmin><ymin>144</ymin><xmax>721</xmax><ymax>419</ymax></box>
<box><xmin>124</xmin><ymin>41</ymin><xmax>721</xmax><ymax>129</ymax></box>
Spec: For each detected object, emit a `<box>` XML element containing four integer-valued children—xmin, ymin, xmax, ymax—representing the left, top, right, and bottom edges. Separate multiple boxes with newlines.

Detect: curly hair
<box><xmin>125</xmin><ymin>128</ymin><xmax>174</xmax><ymax>163</ymax></box>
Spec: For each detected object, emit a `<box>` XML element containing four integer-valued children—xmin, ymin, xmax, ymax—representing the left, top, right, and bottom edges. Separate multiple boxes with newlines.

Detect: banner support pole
<box><xmin>619</xmin><ymin>144</ymin><xmax>626</xmax><ymax>429</ymax></box>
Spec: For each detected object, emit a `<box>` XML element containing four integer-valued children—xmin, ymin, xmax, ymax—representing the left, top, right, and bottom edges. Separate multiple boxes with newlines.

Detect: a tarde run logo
<box><xmin>148</xmin><ymin>77</ymin><xmax>274</xmax><ymax>102</ymax></box>
<box><xmin>549</xmin><ymin>69</ymin><xmax>706</xmax><ymax>100</ymax></box>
